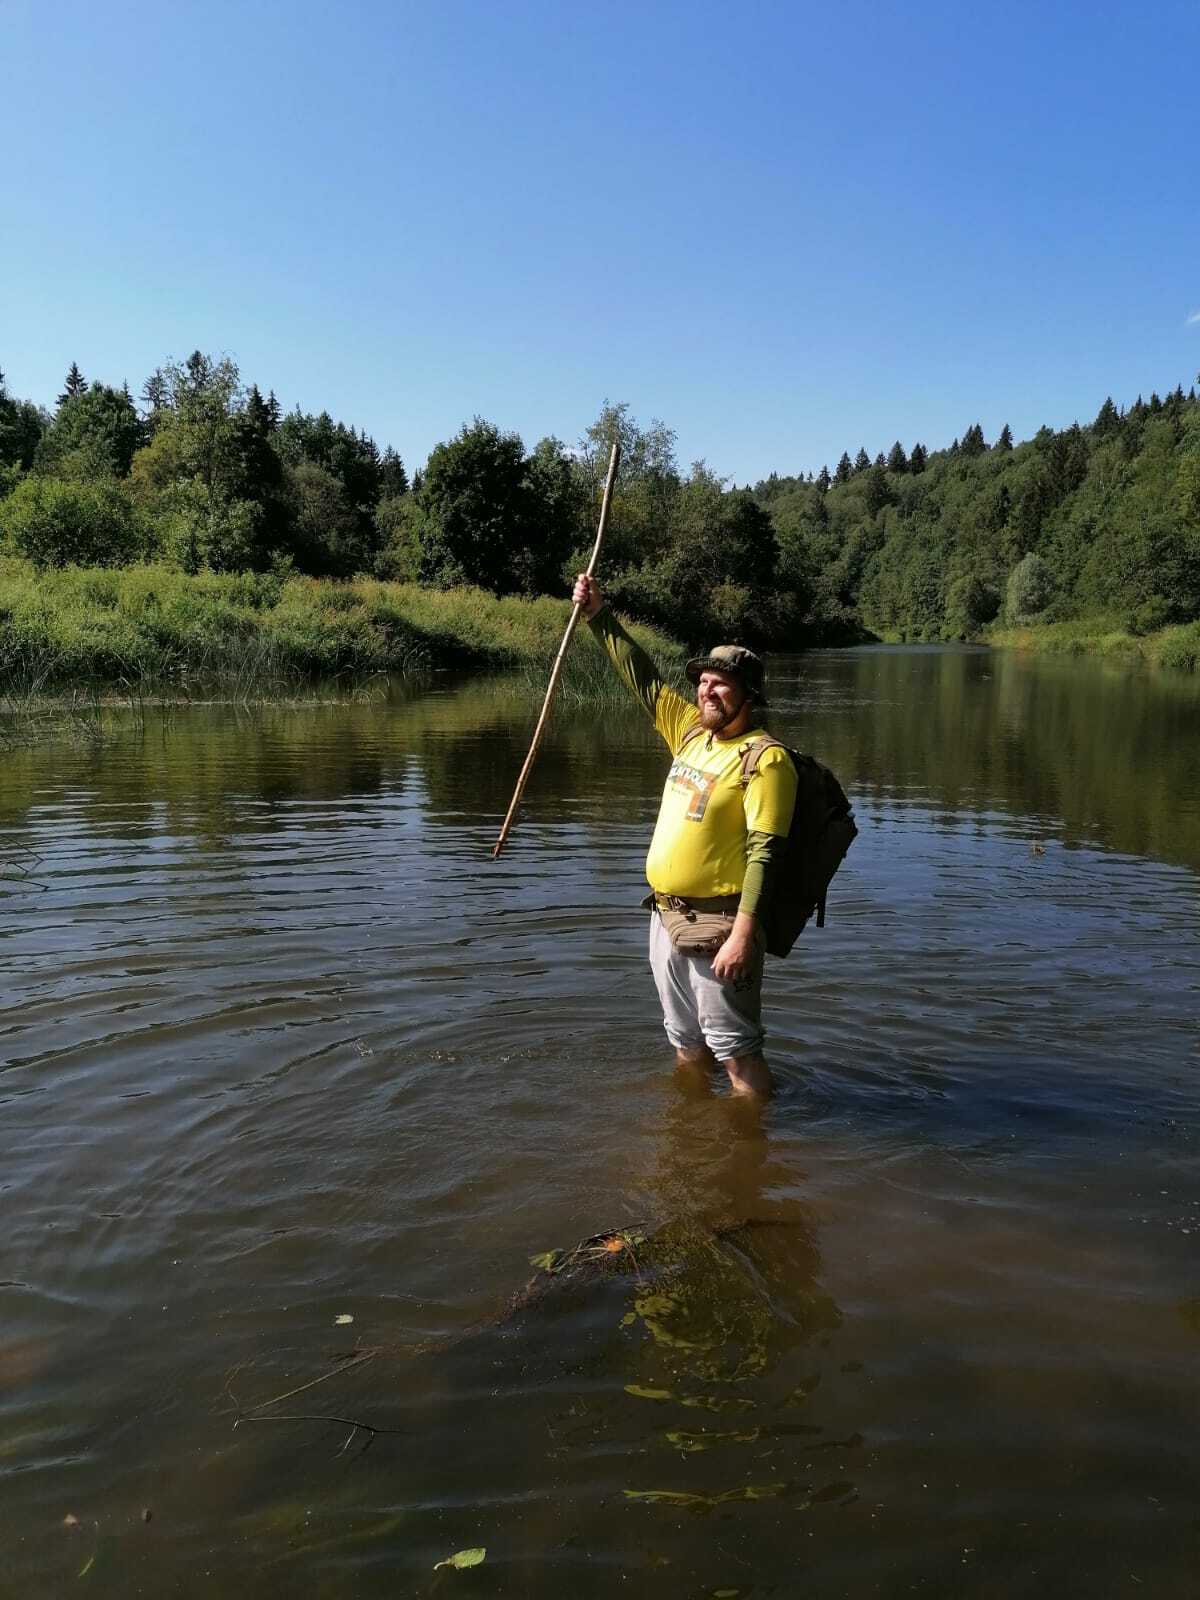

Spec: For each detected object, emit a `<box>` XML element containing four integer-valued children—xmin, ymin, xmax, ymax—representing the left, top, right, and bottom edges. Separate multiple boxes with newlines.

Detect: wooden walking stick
<box><xmin>492</xmin><ymin>437</ymin><xmax>621</xmax><ymax>858</ymax></box>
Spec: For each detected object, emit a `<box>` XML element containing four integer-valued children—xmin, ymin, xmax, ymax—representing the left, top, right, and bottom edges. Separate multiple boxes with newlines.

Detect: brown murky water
<box><xmin>2</xmin><ymin>645</ymin><xmax>1199</xmax><ymax>1598</ymax></box>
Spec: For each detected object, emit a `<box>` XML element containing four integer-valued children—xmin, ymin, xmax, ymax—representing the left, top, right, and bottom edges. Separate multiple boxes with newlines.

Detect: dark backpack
<box><xmin>739</xmin><ymin>736</ymin><xmax>857</xmax><ymax>956</ymax></box>
<box><xmin>673</xmin><ymin>723</ymin><xmax>857</xmax><ymax>958</ymax></box>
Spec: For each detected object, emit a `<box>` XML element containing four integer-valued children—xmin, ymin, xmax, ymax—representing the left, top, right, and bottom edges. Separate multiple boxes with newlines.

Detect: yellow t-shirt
<box><xmin>645</xmin><ymin>685</ymin><xmax>797</xmax><ymax>899</ymax></box>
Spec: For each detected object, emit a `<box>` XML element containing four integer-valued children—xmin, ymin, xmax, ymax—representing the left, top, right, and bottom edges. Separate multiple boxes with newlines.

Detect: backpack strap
<box><xmin>738</xmin><ymin>734</ymin><xmax>787</xmax><ymax>786</ymax></box>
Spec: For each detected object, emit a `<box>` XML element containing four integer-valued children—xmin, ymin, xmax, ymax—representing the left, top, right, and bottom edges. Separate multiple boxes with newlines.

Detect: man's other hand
<box><xmin>573</xmin><ymin>574</ymin><xmax>603</xmax><ymax>618</ymax></box>
<box><xmin>711</xmin><ymin>913</ymin><xmax>757</xmax><ymax>982</ymax></box>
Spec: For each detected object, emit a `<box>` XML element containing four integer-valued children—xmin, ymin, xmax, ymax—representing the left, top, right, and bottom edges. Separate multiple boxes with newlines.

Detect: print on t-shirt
<box><xmin>667</xmin><ymin>758</ymin><xmax>715</xmax><ymax>821</ymax></box>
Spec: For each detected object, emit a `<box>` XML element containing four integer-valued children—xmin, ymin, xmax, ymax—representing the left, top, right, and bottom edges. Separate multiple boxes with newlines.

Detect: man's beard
<box><xmin>698</xmin><ymin>696</ymin><xmax>742</xmax><ymax>731</ymax></box>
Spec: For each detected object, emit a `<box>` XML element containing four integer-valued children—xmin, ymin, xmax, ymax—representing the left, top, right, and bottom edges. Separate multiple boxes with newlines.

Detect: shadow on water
<box><xmin>216</xmin><ymin>1085</ymin><xmax>847</xmax><ymax>1596</ymax></box>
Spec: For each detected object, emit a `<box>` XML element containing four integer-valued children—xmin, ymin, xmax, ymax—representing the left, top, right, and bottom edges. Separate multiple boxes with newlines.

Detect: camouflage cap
<box><xmin>685</xmin><ymin>644</ymin><xmax>768</xmax><ymax>706</ymax></box>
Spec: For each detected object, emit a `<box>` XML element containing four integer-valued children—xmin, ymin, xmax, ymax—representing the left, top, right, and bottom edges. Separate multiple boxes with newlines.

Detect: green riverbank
<box><xmin>0</xmin><ymin>559</ymin><xmax>683</xmax><ymax>703</ymax></box>
<box><xmin>984</xmin><ymin>618</ymin><xmax>1200</xmax><ymax>673</ymax></box>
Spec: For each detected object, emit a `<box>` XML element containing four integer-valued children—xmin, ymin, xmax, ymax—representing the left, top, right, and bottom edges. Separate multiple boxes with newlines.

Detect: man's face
<box><xmin>697</xmin><ymin>669</ymin><xmax>749</xmax><ymax>732</ymax></box>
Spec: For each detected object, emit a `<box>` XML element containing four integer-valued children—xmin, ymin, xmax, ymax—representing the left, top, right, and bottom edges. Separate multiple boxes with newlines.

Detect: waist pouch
<box><xmin>643</xmin><ymin>891</ymin><xmax>741</xmax><ymax>955</ymax></box>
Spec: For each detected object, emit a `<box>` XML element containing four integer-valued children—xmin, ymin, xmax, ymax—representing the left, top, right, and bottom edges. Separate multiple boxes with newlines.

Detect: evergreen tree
<box><xmin>864</xmin><ymin>463</ymin><xmax>891</xmax><ymax>517</ymax></box>
<box><xmin>834</xmin><ymin>452</ymin><xmax>852</xmax><ymax>485</ymax></box>
<box><xmin>909</xmin><ymin>442</ymin><xmax>927</xmax><ymax>473</ymax></box>
<box><xmin>874</xmin><ymin>450</ymin><xmax>887</xmax><ymax>469</ymax></box>
<box><xmin>816</xmin><ymin>464</ymin><xmax>831</xmax><ymax>493</ymax></box>
<box><xmin>244</xmin><ymin>385</ymin><xmax>272</xmax><ymax>437</ymax></box>
<box><xmin>275</xmin><ymin>408</ymin><xmax>385</xmax><ymax>515</ymax></box>
<box><xmin>140</xmin><ymin>371</ymin><xmax>169</xmax><ymax>420</ymax></box>
<box><xmin>265</xmin><ymin>390</ymin><xmax>281</xmax><ymax>431</ymax></box>
<box><xmin>886</xmin><ymin>440</ymin><xmax>908</xmax><ymax>473</ymax></box>
<box><xmin>57</xmin><ymin>362</ymin><xmax>88</xmax><ymax>406</ymax></box>
<box><xmin>853</xmin><ymin>447</ymin><xmax>871</xmax><ymax>474</ymax></box>
<box><xmin>0</xmin><ymin>369</ymin><xmax>46</xmax><ymax>470</ymax></box>
<box><xmin>996</xmin><ymin>423</ymin><xmax>1014</xmax><ymax>451</ymax></box>
<box><xmin>380</xmin><ymin>446</ymin><xmax>409</xmax><ymax>497</ymax></box>
<box><xmin>961</xmin><ymin>423</ymin><xmax>987</xmax><ymax>457</ymax></box>
<box><xmin>1092</xmin><ymin>398</ymin><xmax>1119</xmax><ymax>438</ymax></box>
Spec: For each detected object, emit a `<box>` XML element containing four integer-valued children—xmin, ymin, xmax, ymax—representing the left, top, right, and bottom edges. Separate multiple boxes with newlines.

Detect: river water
<box><xmin>2</xmin><ymin>645</ymin><xmax>1199</xmax><ymax>1597</ymax></box>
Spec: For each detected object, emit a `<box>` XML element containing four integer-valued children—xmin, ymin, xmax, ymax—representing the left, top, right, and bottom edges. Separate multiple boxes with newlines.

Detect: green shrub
<box><xmin>1157</xmin><ymin>623</ymin><xmax>1200</xmax><ymax>673</ymax></box>
<box><xmin>1</xmin><ymin>477</ymin><xmax>144</xmax><ymax>568</ymax></box>
<box><xmin>1005</xmin><ymin>552</ymin><xmax>1053</xmax><ymax>624</ymax></box>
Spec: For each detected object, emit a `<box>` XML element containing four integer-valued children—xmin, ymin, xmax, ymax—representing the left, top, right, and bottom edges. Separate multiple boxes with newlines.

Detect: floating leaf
<box><xmin>528</xmin><ymin>1250</ymin><xmax>562</xmax><ymax>1272</ymax></box>
<box><xmin>433</xmin><ymin>1546</ymin><xmax>486</xmax><ymax>1570</ymax></box>
<box><xmin>624</xmin><ymin>1384</ymin><xmax>673</xmax><ymax>1401</ymax></box>
<box><xmin>619</xmin><ymin>1312</ymin><xmax>636</xmax><ymax>1328</ymax></box>
<box><xmin>334</xmin><ymin>1314</ymin><xmax>354</xmax><ymax>1326</ymax></box>
<box><xmin>714</xmin><ymin>1482</ymin><xmax>788</xmax><ymax>1503</ymax></box>
<box><xmin>711</xmin><ymin>1590</ymin><xmax>743</xmax><ymax>1598</ymax></box>
<box><xmin>680</xmin><ymin>1393</ymin><xmax>756</xmax><ymax>1414</ymax></box>
<box><xmin>665</xmin><ymin>1427</ymin><xmax>760</xmax><ymax>1454</ymax></box>
<box><xmin>78</xmin><ymin>1554</ymin><xmax>95</xmax><ymax>1578</ymax></box>
<box><xmin>623</xmin><ymin>1489</ymin><xmax>711</xmax><ymax>1508</ymax></box>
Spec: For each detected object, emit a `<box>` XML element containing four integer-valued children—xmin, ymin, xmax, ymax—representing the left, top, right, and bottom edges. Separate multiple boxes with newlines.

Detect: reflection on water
<box><xmin>2</xmin><ymin>646</ymin><xmax>1199</xmax><ymax>1596</ymax></box>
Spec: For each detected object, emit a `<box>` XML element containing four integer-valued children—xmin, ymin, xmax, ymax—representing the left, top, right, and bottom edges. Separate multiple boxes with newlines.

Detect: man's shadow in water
<box><xmin>417</xmin><ymin>1073</ymin><xmax>841</xmax><ymax>1400</ymax></box>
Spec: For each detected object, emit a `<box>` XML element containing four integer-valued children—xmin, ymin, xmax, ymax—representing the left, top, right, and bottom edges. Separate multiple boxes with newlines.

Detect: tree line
<box><xmin>2</xmin><ymin>351</ymin><xmax>1198</xmax><ymax>648</ymax></box>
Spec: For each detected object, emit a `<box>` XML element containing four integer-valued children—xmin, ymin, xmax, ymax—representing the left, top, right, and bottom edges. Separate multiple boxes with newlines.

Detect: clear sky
<box><xmin>2</xmin><ymin>0</ymin><xmax>1198</xmax><ymax>485</ymax></box>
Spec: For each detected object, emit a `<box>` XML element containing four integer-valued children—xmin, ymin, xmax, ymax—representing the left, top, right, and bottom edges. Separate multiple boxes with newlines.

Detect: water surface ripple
<box><xmin>2</xmin><ymin>646</ymin><xmax>1199</xmax><ymax>1597</ymax></box>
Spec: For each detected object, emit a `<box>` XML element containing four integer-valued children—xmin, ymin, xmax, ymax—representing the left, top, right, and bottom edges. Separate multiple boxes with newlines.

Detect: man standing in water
<box><xmin>573</xmin><ymin>575</ymin><xmax>797</xmax><ymax>1098</ymax></box>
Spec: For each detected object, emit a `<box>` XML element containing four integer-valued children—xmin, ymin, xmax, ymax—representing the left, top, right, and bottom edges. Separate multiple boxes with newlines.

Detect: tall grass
<box><xmin>985</xmin><ymin>618</ymin><xmax>1200</xmax><ymax>673</ymax></box>
<box><xmin>511</xmin><ymin>630</ymin><xmax>689</xmax><ymax>709</ymax></box>
<box><xmin>0</xmin><ymin>558</ymin><xmax>683</xmax><ymax>700</ymax></box>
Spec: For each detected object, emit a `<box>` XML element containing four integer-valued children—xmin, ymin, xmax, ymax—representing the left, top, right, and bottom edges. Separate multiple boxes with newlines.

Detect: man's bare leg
<box><xmin>722</xmin><ymin>1053</ymin><xmax>772</xmax><ymax>1098</ymax></box>
<box><xmin>674</xmin><ymin>1045</ymin><xmax>716</xmax><ymax>1088</ymax></box>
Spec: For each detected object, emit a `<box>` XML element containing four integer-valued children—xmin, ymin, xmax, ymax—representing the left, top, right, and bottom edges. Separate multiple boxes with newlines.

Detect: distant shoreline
<box><xmin>983</xmin><ymin>619</ymin><xmax>1200</xmax><ymax>673</ymax></box>
<box><xmin>1</xmin><ymin>560</ymin><xmax>1196</xmax><ymax>727</ymax></box>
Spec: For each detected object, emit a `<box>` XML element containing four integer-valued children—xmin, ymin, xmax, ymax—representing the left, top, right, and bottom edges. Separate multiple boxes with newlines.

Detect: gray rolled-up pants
<box><xmin>647</xmin><ymin>912</ymin><xmax>766</xmax><ymax>1060</ymax></box>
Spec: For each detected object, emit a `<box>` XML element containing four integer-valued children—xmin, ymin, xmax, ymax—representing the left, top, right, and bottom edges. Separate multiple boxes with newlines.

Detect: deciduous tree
<box><xmin>36</xmin><ymin>383</ymin><xmax>143</xmax><ymax>479</ymax></box>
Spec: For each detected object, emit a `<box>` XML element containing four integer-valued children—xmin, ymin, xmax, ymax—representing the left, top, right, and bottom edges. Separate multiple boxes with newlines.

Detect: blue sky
<box><xmin>2</xmin><ymin>0</ymin><xmax>1198</xmax><ymax>484</ymax></box>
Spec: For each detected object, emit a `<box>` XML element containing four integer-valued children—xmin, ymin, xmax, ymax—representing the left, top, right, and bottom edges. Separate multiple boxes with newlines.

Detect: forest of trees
<box><xmin>2</xmin><ymin>352</ymin><xmax>1198</xmax><ymax>650</ymax></box>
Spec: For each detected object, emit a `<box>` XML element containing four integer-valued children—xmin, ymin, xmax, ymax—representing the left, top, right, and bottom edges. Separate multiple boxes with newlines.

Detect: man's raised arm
<box><xmin>573</xmin><ymin>575</ymin><xmax>692</xmax><ymax>746</ymax></box>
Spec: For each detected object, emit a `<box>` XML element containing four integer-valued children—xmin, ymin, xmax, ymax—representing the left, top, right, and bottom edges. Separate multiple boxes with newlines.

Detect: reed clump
<box><xmin>0</xmin><ymin>558</ymin><xmax>682</xmax><ymax>699</ymax></box>
<box><xmin>986</xmin><ymin>618</ymin><xmax>1200</xmax><ymax>673</ymax></box>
